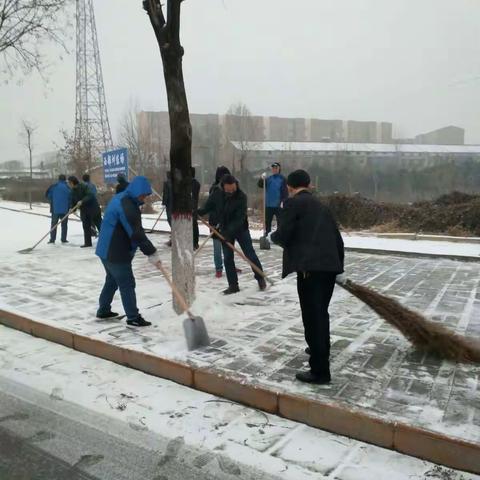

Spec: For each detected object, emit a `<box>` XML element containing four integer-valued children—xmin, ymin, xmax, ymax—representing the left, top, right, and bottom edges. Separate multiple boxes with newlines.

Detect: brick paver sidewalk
<box><xmin>1</xmin><ymin>232</ymin><xmax>479</xmax><ymax>446</ymax></box>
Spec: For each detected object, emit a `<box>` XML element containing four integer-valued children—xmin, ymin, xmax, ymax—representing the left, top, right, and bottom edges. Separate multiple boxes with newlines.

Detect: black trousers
<box><xmin>222</xmin><ymin>229</ymin><xmax>263</xmax><ymax>287</ymax></box>
<box><xmin>265</xmin><ymin>207</ymin><xmax>281</xmax><ymax>234</ymax></box>
<box><xmin>193</xmin><ymin>213</ymin><xmax>199</xmax><ymax>248</ymax></box>
<box><xmin>81</xmin><ymin>207</ymin><xmax>102</xmax><ymax>246</ymax></box>
<box><xmin>297</xmin><ymin>272</ymin><xmax>336</xmax><ymax>376</ymax></box>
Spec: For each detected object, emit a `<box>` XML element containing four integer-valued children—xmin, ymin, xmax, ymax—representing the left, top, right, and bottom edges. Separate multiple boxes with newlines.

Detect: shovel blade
<box><xmin>18</xmin><ymin>248</ymin><xmax>33</xmax><ymax>254</ymax></box>
<box><xmin>259</xmin><ymin>236</ymin><xmax>271</xmax><ymax>250</ymax></box>
<box><xmin>183</xmin><ymin>315</ymin><xmax>211</xmax><ymax>351</ymax></box>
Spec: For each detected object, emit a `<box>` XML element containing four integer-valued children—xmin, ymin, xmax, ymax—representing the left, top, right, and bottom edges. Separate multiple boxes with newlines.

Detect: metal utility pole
<box><xmin>74</xmin><ymin>0</ymin><xmax>113</xmax><ymax>172</ymax></box>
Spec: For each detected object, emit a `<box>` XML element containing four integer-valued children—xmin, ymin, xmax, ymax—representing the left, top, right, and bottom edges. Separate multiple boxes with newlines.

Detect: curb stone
<box><xmin>0</xmin><ymin>308</ymin><xmax>479</xmax><ymax>475</ymax></box>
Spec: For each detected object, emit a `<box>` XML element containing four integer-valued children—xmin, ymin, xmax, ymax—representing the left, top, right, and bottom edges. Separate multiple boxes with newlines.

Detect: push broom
<box><xmin>337</xmin><ymin>278</ymin><xmax>480</xmax><ymax>364</ymax></box>
<box><xmin>18</xmin><ymin>203</ymin><xmax>80</xmax><ymax>254</ymax></box>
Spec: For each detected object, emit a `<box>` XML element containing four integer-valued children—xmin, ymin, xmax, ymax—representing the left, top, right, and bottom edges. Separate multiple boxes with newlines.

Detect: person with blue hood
<box><xmin>95</xmin><ymin>176</ymin><xmax>160</xmax><ymax>327</ymax></box>
<box><xmin>46</xmin><ymin>174</ymin><xmax>71</xmax><ymax>244</ymax></box>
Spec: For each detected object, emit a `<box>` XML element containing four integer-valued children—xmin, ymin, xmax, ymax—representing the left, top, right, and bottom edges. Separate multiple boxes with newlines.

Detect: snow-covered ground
<box><xmin>2</xmin><ymin>199</ymin><xmax>480</xmax><ymax>258</ymax></box>
<box><xmin>1</xmin><ymin>203</ymin><xmax>479</xmax><ymax>456</ymax></box>
<box><xmin>0</xmin><ymin>325</ymin><xmax>476</xmax><ymax>480</ymax></box>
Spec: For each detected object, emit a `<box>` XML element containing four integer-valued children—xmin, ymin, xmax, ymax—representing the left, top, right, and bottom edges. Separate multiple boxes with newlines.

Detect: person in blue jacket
<box><xmin>257</xmin><ymin>162</ymin><xmax>288</xmax><ymax>234</ymax></box>
<box><xmin>95</xmin><ymin>176</ymin><xmax>160</xmax><ymax>327</ymax></box>
<box><xmin>46</xmin><ymin>174</ymin><xmax>71</xmax><ymax>244</ymax></box>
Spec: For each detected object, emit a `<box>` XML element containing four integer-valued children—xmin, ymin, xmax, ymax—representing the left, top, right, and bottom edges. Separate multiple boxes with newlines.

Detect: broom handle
<box><xmin>149</xmin><ymin>206</ymin><xmax>166</xmax><ymax>233</ymax></box>
<box><xmin>30</xmin><ymin>205</ymin><xmax>79</xmax><ymax>250</ymax></box>
<box><xmin>155</xmin><ymin>261</ymin><xmax>193</xmax><ymax>317</ymax></box>
<box><xmin>199</xmin><ymin>217</ymin><xmax>274</xmax><ymax>285</ymax></box>
<box><xmin>194</xmin><ymin>232</ymin><xmax>214</xmax><ymax>258</ymax></box>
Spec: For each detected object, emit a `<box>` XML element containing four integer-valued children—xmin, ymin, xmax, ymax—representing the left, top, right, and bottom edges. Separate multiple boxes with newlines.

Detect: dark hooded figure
<box><xmin>216</xmin><ymin>174</ymin><xmax>266</xmax><ymax>295</ymax></box>
<box><xmin>116</xmin><ymin>173</ymin><xmax>129</xmax><ymax>194</ymax></box>
<box><xmin>191</xmin><ymin>166</ymin><xmax>201</xmax><ymax>250</ymax></box>
<box><xmin>95</xmin><ymin>176</ymin><xmax>159</xmax><ymax>327</ymax></box>
<box><xmin>68</xmin><ymin>175</ymin><xmax>101</xmax><ymax>248</ymax></box>
<box><xmin>198</xmin><ymin>166</ymin><xmax>230</xmax><ymax>277</ymax></box>
<box><xmin>270</xmin><ymin>169</ymin><xmax>344</xmax><ymax>385</ymax></box>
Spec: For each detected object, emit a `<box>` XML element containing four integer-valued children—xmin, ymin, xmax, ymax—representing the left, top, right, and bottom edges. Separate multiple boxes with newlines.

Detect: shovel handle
<box><xmin>29</xmin><ymin>205</ymin><xmax>79</xmax><ymax>251</ymax></box>
<box><xmin>194</xmin><ymin>232</ymin><xmax>214</xmax><ymax>258</ymax></box>
<box><xmin>128</xmin><ymin>166</ymin><xmax>163</xmax><ymax>202</ymax></box>
<box><xmin>149</xmin><ymin>206</ymin><xmax>166</xmax><ymax>233</ymax></box>
<box><xmin>199</xmin><ymin>218</ymin><xmax>274</xmax><ymax>286</ymax></box>
<box><xmin>155</xmin><ymin>261</ymin><xmax>193</xmax><ymax>317</ymax></box>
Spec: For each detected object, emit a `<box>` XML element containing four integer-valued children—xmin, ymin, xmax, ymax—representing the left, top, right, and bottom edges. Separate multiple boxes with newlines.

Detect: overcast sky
<box><xmin>1</xmin><ymin>0</ymin><xmax>479</xmax><ymax>162</ymax></box>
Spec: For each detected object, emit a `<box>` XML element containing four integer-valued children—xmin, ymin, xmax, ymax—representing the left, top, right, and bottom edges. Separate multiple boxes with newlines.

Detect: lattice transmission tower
<box><xmin>74</xmin><ymin>0</ymin><xmax>113</xmax><ymax>171</ymax></box>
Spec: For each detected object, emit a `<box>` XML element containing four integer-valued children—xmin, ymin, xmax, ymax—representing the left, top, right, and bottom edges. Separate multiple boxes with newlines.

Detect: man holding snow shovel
<box><xmin>95</xmin><ymin>176</ymin><xmax>160</xmax><ymax>327</ymax></box>
<box><xmin>269</xmin><ymin>170</ymin><xmax>344</xmax><ymax>384</ymax></box>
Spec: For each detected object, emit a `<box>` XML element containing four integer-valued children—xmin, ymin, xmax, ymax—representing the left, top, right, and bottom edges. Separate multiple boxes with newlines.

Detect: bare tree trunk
<box><xmin>144</xmin><ymin>0</ymin><xmax>195</xmax><ymax>312</ymax></box>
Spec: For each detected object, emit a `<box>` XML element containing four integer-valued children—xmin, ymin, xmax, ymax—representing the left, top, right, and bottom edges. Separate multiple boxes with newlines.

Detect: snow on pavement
<box><xmin>1</xmin><ymin>205</ymin><xmax>480</xmax><ymax>449</ymax></box>
<box><xmin>0</xmin><ymin>325</ymin><xmax>476</xmax><ymax>480</ymax></box>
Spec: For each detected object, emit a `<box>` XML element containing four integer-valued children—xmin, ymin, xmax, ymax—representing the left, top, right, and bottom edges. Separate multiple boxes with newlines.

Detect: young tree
<box><xmin>224</xmin><ymin>102</ymin><xmax>261</xmax><ymax>181</ymax></box>
<box><xmin>20</xmin><ymin>120</ymin><xmax>37</xmax><ymax>209</ymax></box>
<box><xmin>143</xmin><ymin>0</ymin><xmax>195</xmax><ymax>312</ymax></box>
<box><xmin>0</xmin><ymin>0</ymin><xmax>70</xmax><ymax>78</ymax></box>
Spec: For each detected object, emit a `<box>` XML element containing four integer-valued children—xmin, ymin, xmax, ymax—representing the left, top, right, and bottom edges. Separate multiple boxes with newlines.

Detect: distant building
<box><xmin>414</xmin><ymin>126</ymin><xmax>465</xmax><ymax>145</ymax></box>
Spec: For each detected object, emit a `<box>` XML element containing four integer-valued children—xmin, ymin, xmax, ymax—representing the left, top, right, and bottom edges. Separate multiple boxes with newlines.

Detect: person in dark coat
<box><xmin>82</xmin><ymin>173</ymin><xmax>102</xmax><ymax>237</ymax></box>
<box><xmin>198</xmin><ymin>166</ymin><xmax>230</xmax><ymax>277</ymax></box>
<box><xmin>269</xmin><ymin>169</ymin><xmax>344</xmax><ymax>384</ymax></box>
<box><xmin>191</xmin><ymin>167</ymin><xmax>200</xmax><ymax>250</ymax></box>
<box><xmin>217</xmin><ymin>174</ymin><xmax>266</xmax><ymax>295</ymax></box>
<box><xmin>115</xmin><ymin>173</ymin><xmax>129</xmax><ymax>193</ymax></box>
<box><xmin>95</xmin><ymin>176</ymin><xmax>158</xmax><ymax>327</ymax></box>
<box><xmin>46</xmin><ymin>174</ymin><xmax>71</xmax><ymax>244</ymax></box>
<box><xmin>68</xmin><ymin>175</ymin><xmax>101</xmax><ymax>248</ymax></box>
<box><xmin>258</xmin><ymin>162</ymin><xmax>288</xmax><ymax>233</ymax></box>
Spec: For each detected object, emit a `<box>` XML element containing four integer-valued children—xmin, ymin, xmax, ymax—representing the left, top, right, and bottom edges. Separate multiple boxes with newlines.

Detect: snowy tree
<box><xmin>143</xmin><ymin>0</ymin><xmax>195</xmax><ymax>312</ymax></box>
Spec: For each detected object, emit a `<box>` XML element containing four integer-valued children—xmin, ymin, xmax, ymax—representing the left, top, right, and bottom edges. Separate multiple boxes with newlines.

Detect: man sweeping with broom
<box><xmin>269</xmin><ymin>169</ymin><xmax>345</xmax><ymax>384</ymax></box>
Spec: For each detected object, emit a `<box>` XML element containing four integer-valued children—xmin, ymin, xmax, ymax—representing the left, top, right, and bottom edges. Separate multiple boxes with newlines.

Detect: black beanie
<box><xmin>287</xmin><ymin>169</ymin><xmax>311</xmax><ymax>188</ymax></box>
<box><xmin>215</xmin><ymin>165</ymin><xmax>231</xmax><ymax>183</ymax></box>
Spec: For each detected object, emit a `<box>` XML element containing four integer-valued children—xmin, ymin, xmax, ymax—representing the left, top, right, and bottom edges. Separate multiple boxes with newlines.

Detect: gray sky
<box><xmin>1</xmin><ymin>0</ymin><xmax>479</xmax><ymax>163</ymax></box>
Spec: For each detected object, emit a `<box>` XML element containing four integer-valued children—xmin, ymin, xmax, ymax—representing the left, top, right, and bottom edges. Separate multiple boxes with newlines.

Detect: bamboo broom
<box><xmin>337</xmin><ymin>279</ymin><xmax>480</xmax><ymax>364</ymax></box>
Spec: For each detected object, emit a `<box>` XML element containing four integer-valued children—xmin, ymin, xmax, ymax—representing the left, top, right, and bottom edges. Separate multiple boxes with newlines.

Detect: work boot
<box><xmin>223</xmin><ymin>284</ymin><xmax>240</xmax><ymax>295</ymax></box>
<box><xmin>61</xmin><ymin>240</ymin><xmax>69</xmax><ymax>244</ymax></box>
<box><xmin>80</xmin><ymin>244</ymin><xmax>92</xmax><ymax>248</ymax></box>
<box><xmin>258</xmin><ymin>277</ymin><xmax>267</xmax><ymax>291</ymax></box>
<box><xmin>127</xmin><ymin>315</ymin><xmax>151</xmax><ymax>327</ymax></box>
<box><xmin>295</xmin><ymin>370</ymin><xmax>331</xmax><ymax>385</ymax></box>
<box><xmin>47</xmin><ymin>240</ymin><xmax>55</xmax><ymax>244</ymax></box>
<box><xmin>96</xmin><ymin>311</ymin><xmax>120</xmax><ymax>319</ymax></box>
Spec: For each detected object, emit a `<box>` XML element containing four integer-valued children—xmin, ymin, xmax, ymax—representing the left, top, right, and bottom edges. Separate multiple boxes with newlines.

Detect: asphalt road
<box><xmin>0</xmin><ymin>378</ymin><xmax>276</xmax><ymax>480</ymax></box>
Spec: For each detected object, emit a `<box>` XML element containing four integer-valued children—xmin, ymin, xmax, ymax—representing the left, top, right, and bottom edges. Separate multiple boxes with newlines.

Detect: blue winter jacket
<box><xmin>46</xmin><ymin>181</ymin><xmax>71</xmax><ymax>215</ymax></box>
<box><xmin>265</xmin><ymin>174</ymin><xmax>288</xmax><ymax>208</ymax></box>
<box><xmin>95</xmin><ymin>176</ymin><xmax>156</xmax><ymax>263</ymax></box>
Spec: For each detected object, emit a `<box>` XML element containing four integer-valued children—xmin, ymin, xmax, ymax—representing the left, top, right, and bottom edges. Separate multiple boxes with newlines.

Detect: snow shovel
<box><xmin>154</xmin><ymin>261</ymin><xmax>211</xmax><ymax>351</ymax></box>
<box><xmin>259</xmin><ymin>174</ymin><xmax>270</xmax><ymax>250</ymax></box>
<box><xmin>18</xmin><ymin>204</ymin><xmax>80</xmax><ymax>254</ymax></box>
<box><xmin>199</xmin><ymin>218</ymin><xmax>274</xmax><ymax>286</ymax></box>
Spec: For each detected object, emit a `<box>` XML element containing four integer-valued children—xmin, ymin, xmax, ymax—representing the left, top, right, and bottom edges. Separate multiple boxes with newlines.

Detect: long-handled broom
<box><xmin>337</xmin><ymin>278</ymin><xmax>480</xmax><ymax>363</ymax></box>
<box><xmin>199</xmin><ymin>218</ymin><xmax>275</xmax><ymax>286</ymax></box>
<box><xmin>153</xmin><ymin>260</ymin><xmax>210</xmax><ymax>351</ymax></box>
<box><xmin>18</xmin><ymin>204</ymin><xmax>80</xmax><ymax>254</ymax></box>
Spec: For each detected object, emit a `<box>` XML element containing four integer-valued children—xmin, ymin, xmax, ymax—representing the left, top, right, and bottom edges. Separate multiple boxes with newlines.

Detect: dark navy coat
<box><xmin>95</xmin><ymin>176</ymin><xmax>156</xmax><ymax>263</ymax></box>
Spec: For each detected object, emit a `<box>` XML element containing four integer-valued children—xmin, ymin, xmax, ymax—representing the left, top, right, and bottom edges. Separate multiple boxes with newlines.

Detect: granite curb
<box><xmin>1</xmin><ymin>308</ymin><xmax>479</xmax><ymax>474</ymax></box>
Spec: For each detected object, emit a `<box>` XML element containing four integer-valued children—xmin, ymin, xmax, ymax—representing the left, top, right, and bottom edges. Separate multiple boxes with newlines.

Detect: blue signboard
<box><xmin>102</xmin><ymin>148</ymin><xmax>128</xmax><ymax>184</ymax></box>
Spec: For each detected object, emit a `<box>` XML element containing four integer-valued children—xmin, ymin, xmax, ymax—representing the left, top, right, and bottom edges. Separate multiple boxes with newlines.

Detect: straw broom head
<box><xmin>339</xmin><ymin>280</ymin><xmax>480</xmax><ymax>364</ymax></box>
